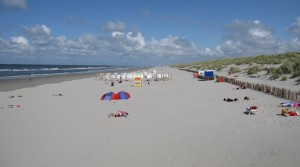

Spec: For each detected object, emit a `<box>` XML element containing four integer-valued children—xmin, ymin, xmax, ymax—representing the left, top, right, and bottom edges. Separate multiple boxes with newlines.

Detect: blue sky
<box><xmin>0</xmin><ymin>0</ymin><xmax>300</xmax><ymax>66</ymax></box>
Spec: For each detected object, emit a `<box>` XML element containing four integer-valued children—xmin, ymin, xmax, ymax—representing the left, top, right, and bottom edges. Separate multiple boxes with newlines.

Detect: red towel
<box><xmin>288</xmin><ymin>111</ymin><xmax>299</xmax><ymax>116</ymax></box>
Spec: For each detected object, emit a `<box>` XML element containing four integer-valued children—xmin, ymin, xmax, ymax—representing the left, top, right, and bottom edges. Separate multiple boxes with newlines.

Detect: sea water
<box><xmin>0</xmin><ymin>64</ymin><xmax>131</xmax><ymax>80</ymax></box>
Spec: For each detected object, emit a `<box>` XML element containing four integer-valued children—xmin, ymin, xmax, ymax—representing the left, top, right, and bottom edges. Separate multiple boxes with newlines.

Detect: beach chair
<box><xmin>246</xmin><ymin>106</ymin><xmax>258</xmax><ymax>115</ymax></box>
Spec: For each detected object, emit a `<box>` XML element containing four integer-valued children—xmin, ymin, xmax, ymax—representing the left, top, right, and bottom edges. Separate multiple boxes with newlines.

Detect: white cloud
<box><xmin>0</xmin><ymin>24</ymin><xmax>201</xmax><ymax>65</ymax></box>
<box><xmin>1</xmin><ymin>18</ymin><xmax>300</xmax><ymax>65</ymax></box>
<box><xmin>198</xmin><ymin>18</ymin><xmax>300</xmax><ymax>58</ymax></box>
<box><xmin>226</xmin><ymin>19</ymin><xmax>275</xmax><ymax>45</ymax></box>
<box><xmin>41</xmin><ymin>25</ymin><xmax>51</xmax><ymax>35</ymax></box>
<box><xmin>221</xmin><ymin>40</ymin><xmax>243</xmax><ymax>53</ymax></box>
<box><xmin>253</xmin><ymin>20</ymin><xmax>261</xmax><ymax>24</ymax></box>
<box><xmin>148</xmin><ymin>36</ymin><xmax>199</xmax><ymax>57</ymax></box>
<box><xmin>10</xmin><ymin>36</ymin><xmax>28</xmax><ymax>46</ymax></box>
<box><xmin>249</xmin><ymin>28</ymin><xmax>271</xmax><ymax>38</ymax></box>
<box><xmin>101</xmin><ymin>21</ymin><xmax>126</xmax><ymax>32</ymax></box>
<box><xmin>23</xmin><ymin>25</ymin><xmax>51</xmax><ymax>38</ymax></box>
<box><xmin>288</xmin><ymin>38</ymin><xmax>300</xmax><ymax>51</ymax></box>
<box><xmin>0</xmin><ymin>0</ymin><xmax>27</xmax><ymax>10</ymax></box>
<box><xmin>21</xmin><ymin>25</ymin><xmax>52</xmax><ymax>47</ymax></box>
<box><xmin>126</xmin><ymin>32</ymin><xmax>146</xmax><ymax>48</ymax></box>
<box><xmin>201</xmin><ymin>19</ymin><xmax>278</xmax><ymax>56</ymax></box>
<box><xmin>112</xmin><ymin>31</ymin><xmax>124</xmax><ymax>37</ymax></box>
<box><xmin>287</xmin><ymin>17</ymin><xmax>300</xmax><ymax>39</ymax></box>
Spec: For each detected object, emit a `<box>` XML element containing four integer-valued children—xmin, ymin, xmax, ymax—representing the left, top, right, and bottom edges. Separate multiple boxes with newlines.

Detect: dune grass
<box><xmin>171</xmin><ymin>52</ymin><xmax>300</xmax><ymax>79</ymax></box>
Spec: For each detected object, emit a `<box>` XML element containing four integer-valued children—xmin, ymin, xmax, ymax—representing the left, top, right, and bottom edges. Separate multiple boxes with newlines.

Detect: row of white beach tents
<box><xmin>96</xmin><ymin>70</ymin><xmax>172</xmax><ymax>81</ymax></box>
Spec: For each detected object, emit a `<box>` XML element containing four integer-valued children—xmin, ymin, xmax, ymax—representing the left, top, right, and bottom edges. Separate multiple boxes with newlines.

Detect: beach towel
<box><xmin>288</xmin><ymin>111</ymin><xmax>299</xmax><ymax>116</ymax></box>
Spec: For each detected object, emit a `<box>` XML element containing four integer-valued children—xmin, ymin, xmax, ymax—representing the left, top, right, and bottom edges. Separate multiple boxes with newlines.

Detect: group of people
<box><xmin>223</xmin><ymin>96</ymin><xmax>252</xmax><ymax>102</ymax></box>
<box><xmin>235</xmin><ymin>86</ymin><xmax>246</xmax><ymax>90</ymax></box>
<box><xmin>223</xmin><ymin>98</ymin><xmax>238</xmax><ymax>102</ymax></box>
<box><xmin>110</xmin><ymin>78</ymin><xmax>124</xmax><ymax>86</ymax></box>
<box><xmin>224</xmin><ymin>85</ymin><xmax>250</xmax><ymax>102</ymax></box>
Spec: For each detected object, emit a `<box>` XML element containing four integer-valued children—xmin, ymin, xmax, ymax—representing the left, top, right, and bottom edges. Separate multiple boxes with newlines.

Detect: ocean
<box><xmin>0</xmin><ymin>64</ymin><xmax>131</xmax><ymax>80</ymax></box>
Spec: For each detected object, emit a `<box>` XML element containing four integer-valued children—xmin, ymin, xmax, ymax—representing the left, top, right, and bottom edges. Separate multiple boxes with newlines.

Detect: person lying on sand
<box><xmin>280</xmin><ymin>107</ymin><xmax>299</xmax><ymax>117</ymax></box>
<box><xmin>9</xmin><ymin>95</ymin><xmax>23</xmax><ymax>98</ymax></box>
<box><xmin>244</xmin><ymin>96</ymin><xmax>250</xmax><ymax>100</ymax></box>
<box><xmin>107</xmin><ymin>110</ymin><xmax>129</xmax><ymax>118</ymax></box>
<box><xmin>280</xmin><ymin>102</ymin><xmax>299</xmax><ymax>107</ymax></box>
<box><xmin>224</xmin><ymin>98</ymin><xmax>238</xmax><ymax>102</ymax></box>
<box><xmin>235</xmin><ymin>86</ymin><xmax>246</xmax><ymax>90</ymax></box>
<box><xmin>53</xmin><ymin>94</ymin><xmax>63</xmax><ymax>96</ymax></box>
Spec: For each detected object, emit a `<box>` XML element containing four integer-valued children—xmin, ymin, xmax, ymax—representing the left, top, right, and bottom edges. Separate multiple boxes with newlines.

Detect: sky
<box><xmin>0</xmin><ymin>0</ymin><xmax>300</xmax><ymax>66</ymax></box>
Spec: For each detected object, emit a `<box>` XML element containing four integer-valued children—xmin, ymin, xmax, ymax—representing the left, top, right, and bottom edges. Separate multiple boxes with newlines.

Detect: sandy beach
<box><xmin>1</xmin><ymin>67</ymin><xmax>300</xmax><ymax>167</ymax></box>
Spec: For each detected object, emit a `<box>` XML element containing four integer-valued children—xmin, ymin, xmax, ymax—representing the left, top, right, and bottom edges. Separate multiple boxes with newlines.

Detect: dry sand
<box><xmin>1</xmin><ymin>67</ymin><xmax>300</xmax><ymax>167</ymax></box>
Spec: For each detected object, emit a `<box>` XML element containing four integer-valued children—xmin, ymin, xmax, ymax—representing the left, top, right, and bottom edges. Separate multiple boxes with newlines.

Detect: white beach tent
<box><xmin>127</xmin><ymin>73</ymin><xmax>133</xmax><ymax>80</ymax></box>
<box><xmin>121</xmin><ymin>73</ymin><xmax>127</xmax><ymax>80</ymax></box>
<box><xmin>163</xmin><ymin>73</ymin><xmax>169</xmax><ymax>78</ymax></box>
<box><xmin>146</xmin><ymin>74</ymin><xmax>153</xmax><ymax>79</ymax></box>
<box><xmin>198</xmin><ymin>70</ymin><xmax>204</xmax><ymax>76</ymax></box>
<box><xmin>104</xmin><ymin>73</ymin><xmax>111</xmax><ymax>80</ymax></box>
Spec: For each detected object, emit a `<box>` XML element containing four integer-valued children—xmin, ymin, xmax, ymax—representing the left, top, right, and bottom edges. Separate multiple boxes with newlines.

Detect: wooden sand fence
<box><xmin>219</xmin><ymin>75</ymin><xmax>300</xmax><ymax>101</ymax></box>
<box><xmin>180</xmin><ymin>68</ymin><xmax>300</xmax><ymax>101</ymax></box>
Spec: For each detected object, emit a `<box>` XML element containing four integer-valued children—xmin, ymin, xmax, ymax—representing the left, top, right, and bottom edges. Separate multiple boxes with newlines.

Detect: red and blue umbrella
<box><xmin>101</xmin><ymin>92</ymin><xmax>119</xmax><ymax>100</ymax></box>
<box><xmin>117</xmin><ymin>91</ymin><xmax>130</xmax><ymax>100</ymax></box>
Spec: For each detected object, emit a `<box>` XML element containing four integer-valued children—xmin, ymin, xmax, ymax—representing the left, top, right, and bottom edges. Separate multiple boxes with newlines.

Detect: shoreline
<box><xmin>0</xmin><ymin>67</ymin><xmax>148</xmax><ymax>92</ymax></box>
